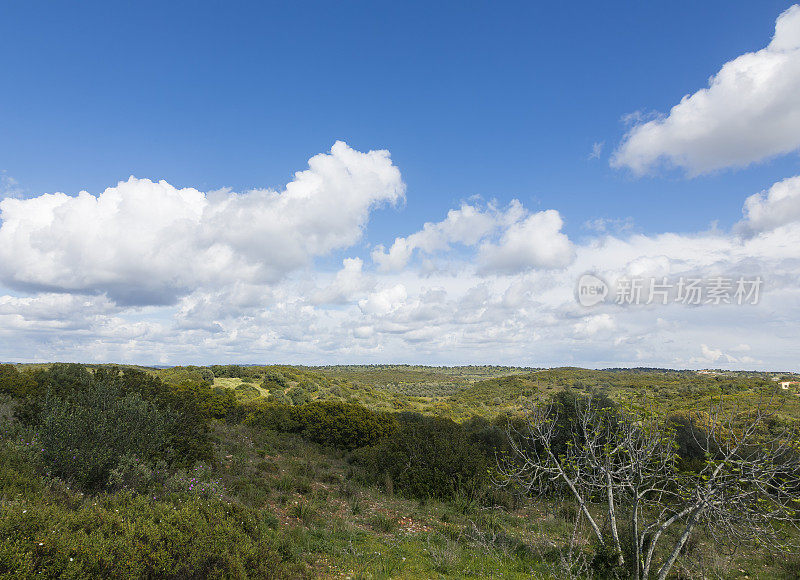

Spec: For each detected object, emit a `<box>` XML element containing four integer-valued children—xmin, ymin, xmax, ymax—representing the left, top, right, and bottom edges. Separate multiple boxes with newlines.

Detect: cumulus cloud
<box><xmin>358</xmin><ymin>284</ymin><xmax>408</xmax><ymax>316</ymax></box>
<box><xmin>0</xmin><ymin>141</ymin><xmax>404</xmax><ymax>306</ymax></box>
<box><xmin>372</xmin><ymin>201</ymin><xmax>573</xmax><ymax>275</ymax></box>
<box><xmin>573</xmin><ymin>313</ymin><xmax>615</xmax><ymax>337</ymax></box>
<box><xmin>0</xmin><ymin>293</ymin><xmax>119</xmax><ymax>331</ymax></box>
<box><xmin>4</xmin><ymin>150</ymin><xmax>800</xmax><ymax>369</ymax></box>
<box><xmin>737</xmin><ymin>174</ymin><xmax>800</xmax><ymax>234</ymax></box>
<box><xmin>477</xmin><ymin>209</ymin><xmax>575</xmax><ymax>274</ymax></box>
<box><xmin>311</xmin><ymin>258</ymin><xmax>373</xmax><ymax>305</ymax></box>
<box><xmin>689</xmin><ymin>343</ymin><xmax>755</xmax><ymax>365</ymax></box>
<box><xmin>371</xmin><ymin>201</ymin><xmax>525</xmax><ymax>271</ymax></box>
<box><xmin>612</xmin><ymin>5</ymin><xmax>800</xmax><ymax>175</ymax></box>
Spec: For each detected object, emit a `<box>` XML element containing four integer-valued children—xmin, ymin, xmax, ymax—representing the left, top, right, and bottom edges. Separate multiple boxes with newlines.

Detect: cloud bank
<box><xmin>2</xmin><ymin>139</ymin><xmax>799</xmax><ymax>368</ymax></box>
<box><xmin>0</xmin><ymin>141</ymin><xmax>404</xmax><ymax>305</ymax></box>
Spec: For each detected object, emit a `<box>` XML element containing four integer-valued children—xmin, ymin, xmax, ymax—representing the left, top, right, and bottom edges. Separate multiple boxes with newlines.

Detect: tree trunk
<box><xmin>606</xmin><ymin>469</ymin><xmax>624</xmax><ymax>566</ymax></box>
<box><xmin>642</xmin><ymin>503</ymin><xmax>696</xmax><ymax>579</ymax></box>
<box><xmin>547</xmin><ymin>446</ymin><xmax>605</xmax><ymax>545</ymax></box>
<box><xmin>655</xmin><ymin>507</ymin><xmax>702</xmax><ymax>580</ymax></box>
<box><xmin>632</xmin><ymin>496</ymin><xmax>640</xmax><ymax>580</ymax></box>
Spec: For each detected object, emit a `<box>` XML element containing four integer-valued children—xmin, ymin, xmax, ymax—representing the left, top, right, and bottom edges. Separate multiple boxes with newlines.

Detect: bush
<box><xmin>286</xmin><ymin>386</ymin><xmax>310</xmax><ymax>405</ymax></box>
<box><xmin>0</xmin><ymin>365</ymin><xmax>37</xmax><ymax>398</ymax></box>
<box><xmin>107</xmin><ymin>453</ymin><xmax>170</xmax><ymax>493</ymax></box>
<box><xmin>235</xmin><ymin>383</ymin><xmax>262</xmax><ymax>402</ymax></box>
<box><xmin>166</xmin><ymin>463</ymin><xmax>225</xmax><ymax>499</ymax></box>
<box><xmin>210</xmin><ymin>365</ymin><xmax>259</xmax><ymax>379</ymax></box>
<box><xmin>37</xmin><ymin>380</ymin><xmax>175</xmax><ymax>491</ymax></box>
<box><xmin>244</xmin><ymin>401</ymin><xmax>397</xmax><ymax>451</ymax></box>
<box><xmin>368</xmin><ymin>512</ymin><xmax>398</xmax><ymax>533</ymax></box>
<box><xmin>0</xmin><ymin>495</ymin><xmax>304</xmax><ymax>578</ymax></box>
<box><xmin>262</xmin><ymin>371</ymin><xmax>290</xmax><ymax>392</ymax></box>
<box><xmin>159</xmin><ymin>366</ymin><xmax>214</xmax><ymax>387</ymax></box>
<box><xmin>294</xmin><ymin>401</ymin><xmax>397</xmax><ymax>450</ymax></box>
<box><xmin>14</xmin><ymin>366</ymin><xmax>215</xmax><ymax>465</ymax></box>
<box><xmin>353</xmin><ymin>413</ymin><xmax>490</xmax><ymax>501</ymax></box>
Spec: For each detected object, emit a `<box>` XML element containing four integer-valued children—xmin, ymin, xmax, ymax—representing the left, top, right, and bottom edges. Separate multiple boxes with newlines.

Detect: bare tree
<box><xmin>496</xmin><ymin>390</ymin><xmax>800</xmax><ymax>579</ymax></box>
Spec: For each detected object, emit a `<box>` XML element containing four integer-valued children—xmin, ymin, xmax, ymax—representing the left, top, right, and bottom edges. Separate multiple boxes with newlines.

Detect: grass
<box><xmin>204</xmin><ymin>421</ymin><xmax>797</xmax><ymax>579</ymax></box>
<box><xmin>3</xmin><ymin>365</ymin><xmax>799</xmax><ymax>578</ymax></box>
<box><xmin>2</xmin><ymin>417</ymin><xmax>795</xmax><ymax>579</ymax></box>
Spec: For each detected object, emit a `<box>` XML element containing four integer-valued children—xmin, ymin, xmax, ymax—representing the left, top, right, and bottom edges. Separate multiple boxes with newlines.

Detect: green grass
<box><xmin>2</xmin><ymin>415</ymin><xmax>796</xmax><ymax>579</ymax></box>
<box><xmin>2</xmin><ymin>364</ymin><xmax>798</xmax><ymax>578</ymax></box>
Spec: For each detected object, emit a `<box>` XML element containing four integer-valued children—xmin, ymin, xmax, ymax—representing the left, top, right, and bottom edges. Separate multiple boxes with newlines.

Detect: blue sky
<box><xmin>1</xmin><ymin>2</ymin><xmax>800</xmax><ymax>368</ymax></box>
<box><xmin>2</xmin><ymin>1</ymin><xmax>796</xmax><ymax>235</ymax></box>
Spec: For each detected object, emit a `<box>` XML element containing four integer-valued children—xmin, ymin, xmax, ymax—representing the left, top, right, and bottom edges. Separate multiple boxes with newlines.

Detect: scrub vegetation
<box><xmin>1</xmin><ymin>363</ymin><xmax>799</xmax><ymax>578</ymax></box>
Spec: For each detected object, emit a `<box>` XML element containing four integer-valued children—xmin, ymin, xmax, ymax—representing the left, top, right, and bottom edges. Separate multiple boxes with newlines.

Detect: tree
<box><xmin>496</xmin><ymin>391</ymin><xmax>800</xmax><ymax>579</ymax></box>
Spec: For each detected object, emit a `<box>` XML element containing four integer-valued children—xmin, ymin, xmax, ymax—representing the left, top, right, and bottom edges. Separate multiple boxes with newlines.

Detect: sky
<box><xmin>1</xmin><ymin>1</ymin><xmax>800</xmax><ymax>369</ymax></box>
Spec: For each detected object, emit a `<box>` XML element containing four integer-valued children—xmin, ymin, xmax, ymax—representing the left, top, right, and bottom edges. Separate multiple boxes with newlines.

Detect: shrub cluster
<box><xmin>0</xmin><ymin>494</ymin><xmax>303</xmax><ymax>578</ymax></box>
<box><xmin>243</xmin><ymin>400</ymin><xmax>398</xmax><ymax>451</ymax></box>
<box><xmin>38</xmin><ymin>380</ymin><xmax>174</xmax><ymax>491</ymax></box>
<box><xmin>1</xmin><ymin>364</ymin><xmax>234</xmax><ymax>492</ymax></box>
<box><xmin>353</xmin><ymin>412</ymin><xmax>491</xmax><ymax>501</ymax></box>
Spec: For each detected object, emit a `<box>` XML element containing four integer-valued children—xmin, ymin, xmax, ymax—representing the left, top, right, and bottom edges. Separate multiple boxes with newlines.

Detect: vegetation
<box><xmin>0</xmin><ymin>362</ymin><xmax>798</xmax><ymax>578</ymax></box>
<box><xmin>497</xmin><ymin>390</ymin><xmax>800</xmax><ymax>579</ymax></box>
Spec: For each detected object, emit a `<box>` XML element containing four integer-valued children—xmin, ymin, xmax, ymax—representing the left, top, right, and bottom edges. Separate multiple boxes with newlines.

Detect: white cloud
<box><xmin>612</xmin><ymin>5</ymin><xmax>800</xmax><ymax>175</ymax></box>
<box><xmin>311</xmin><ymin>258</ymin><xmax>372</xmax><ymax>305</ymax></box>
<box><xmin>737</xmin><ymin>174</ymin><xmax>800</xmax><ymax>234</ymax></box>
<box><xmin>573</xmin><ymin>313</ymin><xmax>615</xmax><ymax>337</ymax></box>
<box><xmin>372</xmin><ymin>201</ymin><xmax>524</xmax><ymax>271</ymax></box>
<box><xmin>584</xmin><ymin>217</ymin><xmax>634</xmax><ymax>234</ymax></box>
<box><xmin>3</xmin><ymin>154</ymin><xmax>800</xmax><ymax>369</ymax></box>
<box><xmin>0</xmin><ymin>141</ymin><xmax>404</xmax><ymax>306</ymax></box>
<box><xmin>358</xmin><ymin>284</ymin><xmax>408</xmax><ymax>316</ymax></box>
<box><xmin>373</xmin><ymin>201</ymin><xmax>574</xmax><ymax>275</ymax></box>
<box><xmin>689</xmin><ymin>343</ymin><xmax>753</xmax><ymax>365</ymax></box>
<box><xmin>477</xmin><ymin>209</ymin><xmax>575</xmax><ymax>274</ymax></box>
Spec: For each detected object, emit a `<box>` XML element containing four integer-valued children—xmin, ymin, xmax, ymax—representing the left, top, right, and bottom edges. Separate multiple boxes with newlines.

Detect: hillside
<box><xmin>1</xmin><ymin>363</ymin><xmax>799</xmax><ymax>578</ymax></box>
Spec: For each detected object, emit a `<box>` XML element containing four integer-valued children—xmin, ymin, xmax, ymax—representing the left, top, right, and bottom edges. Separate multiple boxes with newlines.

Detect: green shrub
<box><xmin>262</xmin><ymin>371</ymin><xmax>290</xmax><ymax>392</ymax></box>
<box><xmin>107</xmin><ymin>453</ymin><xmax>169</xmax><ymax>493</ymax></box>
<box><xmin>0</xmin><ymin>494</ymin><xmax>305</xmax><ymax>578</ymax></box>
<box><xmin>353</xmin><ymin>413</ymin><xmax>489</xmax><ymax>501</ymax></box>
<box><xmin>159</xmin><ymin>366</ymin><xmax>214</xmax><ymax>387</ymax></box>
<box><xmin>294</xmin><ymin>401</ymin><xmax>397</xmax><ymax>450</ymax></box>
<box><xmin>14</xmin><ymin>366</ymin><xmax>215</xmax><ymax>466</ymax></box>
<box><xmin>37</xmin><ymin>380</ymin><xmax>174</xmax><ymax>491</ymax></box>
<box><xmin>32</xmin><ymin>363</ymin><xmax>93</xmax><ymax>398</ymax></box>
<box><xmin>0</xmin><ymin>365</ymin><xmax>37</xmax><ymax>398</ymax></box>
<box><xmin>286</xmin><ymin>386</ymin><xmax>310</xmax><ymax>406</ymax></box>
<box><xmin>288</xmin><ymin>500</ymin><xmax>317</xmax><ymax>524</ymax></box>
<box><xmin>166</xmin><ymin>463</ymin><xmax>224</xmax><ymax>499</ymax></box>
<box><xmin>234</xmin><ymin>383</ymin><xmax>262</xmax><ymax>402</ymax></box>
<box><xmin>243</xmin><ymin>401</ymin><xmax>397</xmax><ymax>451</ymax></box>
<box><xmin>211</xmin><ymin>365</ymin><xmax>259</xmax><ymax>379</ymax></box>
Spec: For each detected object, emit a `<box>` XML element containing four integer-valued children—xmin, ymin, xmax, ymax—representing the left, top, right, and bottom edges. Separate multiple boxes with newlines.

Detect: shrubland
<box><xmin>0</xmin><ymin>362</ymin><xmax>798</xmax><ymax>578</ymax></box>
